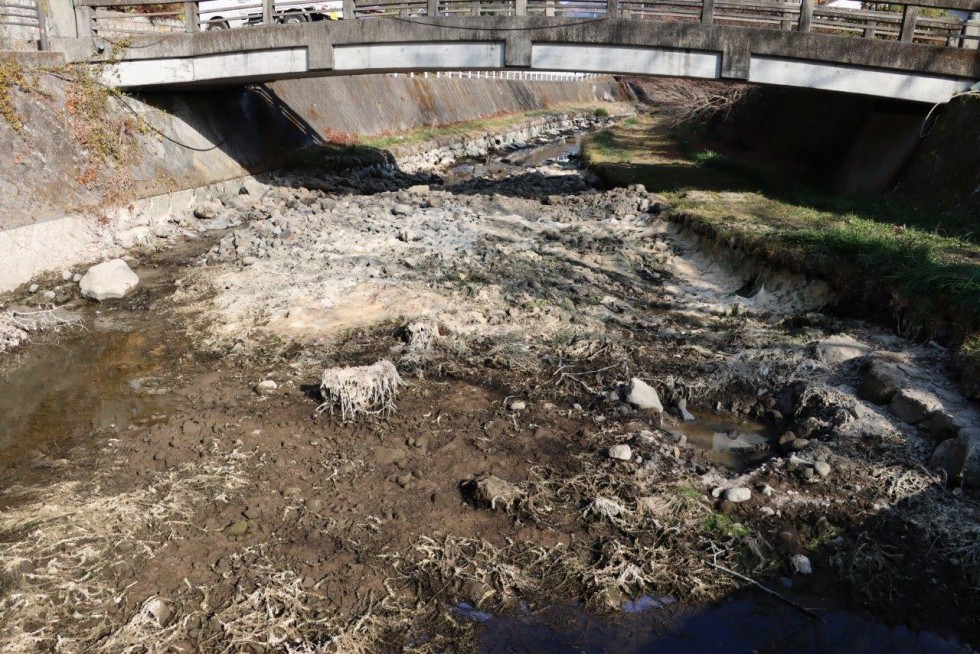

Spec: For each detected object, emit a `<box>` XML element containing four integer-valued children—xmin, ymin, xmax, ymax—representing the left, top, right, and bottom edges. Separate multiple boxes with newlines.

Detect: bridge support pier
<box><xmin>505</xmin><ymin>34</ymin><xmax>532</xmax><ymax>67</ymax></box>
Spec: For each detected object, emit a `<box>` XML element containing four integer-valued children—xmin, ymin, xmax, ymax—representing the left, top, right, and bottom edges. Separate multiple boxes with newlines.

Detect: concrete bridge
<box><xmin>38</xmin><ymin>0</ymin><xmax>980</xmax><ymax>102</ymax></box>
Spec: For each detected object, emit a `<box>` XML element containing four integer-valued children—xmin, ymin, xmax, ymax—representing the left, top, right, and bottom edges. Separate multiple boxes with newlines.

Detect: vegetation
<box><xmin>358</xmin><ymin>103</ymin><xmax>625</xmax><ymax>150</ymax></box>
<box><xmin>582</xmin><ymin>112</ymin><xmax>980</xmax><ymax>355</ymax></box>
<box><xmin>0</xmin><ymin>57</ymin><xmax>34</xmax><ymax>131</ymax></box>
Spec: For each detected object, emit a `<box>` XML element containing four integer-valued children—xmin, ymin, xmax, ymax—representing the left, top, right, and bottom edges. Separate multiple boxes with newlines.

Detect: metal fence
<box><xmin>56</xmin><ymin>0</ymin><xmax>980</xmax><ymax>51</ymax></box>
<box><xmin>390</xmin><ymin>70</ymin><xmax>602</xmax><ymax>80</ymax></box>
<box><xmin>1</xmin><ymin>0</ymin><xmax>48</xmax><ymax>49</ymax></box>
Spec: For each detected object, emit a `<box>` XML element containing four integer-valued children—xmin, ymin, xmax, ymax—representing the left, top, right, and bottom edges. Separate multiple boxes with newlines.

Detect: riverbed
<box><xmin>0</xmin><ymin>123</ymin><xmax>977</xmax><ymax>652</ymax></box>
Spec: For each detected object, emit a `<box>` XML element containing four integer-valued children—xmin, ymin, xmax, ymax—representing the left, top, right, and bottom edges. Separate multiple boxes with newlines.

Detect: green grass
<box><xmin>359</xmin><ymin>102</ymin><xmax>629</xmax><ymax>151</ymax></box>
<box><xmin>582</xmin><ymin>112</ymin><xmax>980</xmax><ymax>353</ymax></box>
<box><xmin>702</xmin><ymin>512</ymin><xmax>751</xmax><ymax>539</ymax></box>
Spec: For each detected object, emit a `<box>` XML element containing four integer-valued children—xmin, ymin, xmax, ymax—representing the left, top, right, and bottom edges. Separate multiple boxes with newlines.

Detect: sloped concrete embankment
<box><xmin>0</xmin><ymin>73</ymin><xmax>629</xmax><ymax>292</ymax></box>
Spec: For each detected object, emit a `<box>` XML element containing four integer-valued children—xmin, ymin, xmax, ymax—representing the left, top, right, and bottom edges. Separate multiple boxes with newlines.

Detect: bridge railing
<box><xmin>2</xmin><ymin>0</ymin><xmax>48</xmax><ymax>49</ymax></box>
<box><xmin>71</xmin><ymin>0</ymin><xmax>980</xmax><ymax>50</ymax></box>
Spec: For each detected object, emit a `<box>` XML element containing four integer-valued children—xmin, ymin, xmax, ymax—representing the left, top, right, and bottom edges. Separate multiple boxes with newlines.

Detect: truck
<box><xmin>198</xmin><ymin>0</ymin><xmax>344</xmax><ymax>30</ymax></box>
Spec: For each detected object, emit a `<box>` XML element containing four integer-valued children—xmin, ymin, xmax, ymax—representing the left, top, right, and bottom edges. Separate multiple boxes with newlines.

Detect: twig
<box><xmin>707</xmin><ymin>561</ymin><xmax>826</xmax><ymax>623</ymax></box>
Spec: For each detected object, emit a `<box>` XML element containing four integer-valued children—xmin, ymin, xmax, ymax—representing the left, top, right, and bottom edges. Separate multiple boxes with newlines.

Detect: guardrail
<box><xmin>1</xmin><ymin>0</ymin><xmax>48</xmax><ymax>49</ymax></box>
<box><xmin>71</xmin><ymin>0</ymin><xmax>980</xmax><ymax>50</ymax></box>
<box><xmin>390</xmin><ymin>69</ymin><xmax>602</xmax><ymax>79</ymax></box>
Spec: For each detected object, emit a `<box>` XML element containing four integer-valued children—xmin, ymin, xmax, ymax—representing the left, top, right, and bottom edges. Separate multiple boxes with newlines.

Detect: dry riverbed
<box><xmin>1</xmin><ymin>123</ymin><xmax>979</xmax><ymax>652</ymax></box>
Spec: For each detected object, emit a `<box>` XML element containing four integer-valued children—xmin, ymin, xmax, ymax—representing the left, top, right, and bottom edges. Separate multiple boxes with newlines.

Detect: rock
<box><xmin>813</xmin><ymin>461</ymin><xmax>831</xmax><ymax>477</ymax></box>
<box><xmin>79</xmin><ymin>259</ymin><xmax>140</xmax><ymax>301</ymax></box>
<box><xmin>43</xmin><ymin>290</ymin><xmax>55</xmax><ymax>300</ymax></box>
<box><xmin>471</xmin><ymin>475</ymin><xmax>522</xmax><ymax>509</ymax></box>
<box><xmin>624</xmin><ymin>378</ymin><xmax>663</xmax><ymax>412</ymax></box>
<box><xmin>407</xmin><ymin>184</ymin><xmax>430</xmax><ymax>195</ymax></box>
<box><xmin>931</xmin><ymin>429</ymin><xmax>980</xmax><ymax>487</ymax></box>
<box><xmin>255</xmin><ymin>380</ymin><xmax>277</xmax><ymax>394</ymax></box>
<box><xmin>396</xmin><ymin>474</ymin><xmax>413</xmax><ymax>488</ymax></box>
<box><xmin>392</xmin><ymin>203</ymin><xmax>413</xmax><ymax>216</ymax></box>
<box><xmin>778</xmin><ymin>432</ymin><xmax>798</xmax><ymax>452</ymax></box>
<box><xmin>144</xmin><ymin>598</ymin><xmax>172</xmax><ymax>627</ymax></box>
<box><xmin>61</xmin><ymin>270</ymin><xmax>73</xmax><ymax>281</ymax></box>
<box><xmin>928</xmin><ymin>411</ymin><xmax>963</xmax><ymax>441</ymax></box>
<box><xmin>72</xmin><ymin>274</ymin><xmax>82</xmax><ymax>283</ymax></box>
<box><xmin>791</xmin><ymin>554</ymin><xmax>812</xmax><ymax>575</ymax></box>
<box><xmin>608</xmin><ymin>444</ymin><xmax>633</xmax><ymax>461</ymax></box>
<box><xmin>676</xmin><ymin>398</ymin><xmax>696</xmax><ymax>422</ymax></box>
<box><xmin>508</xmin><ymin>400</ymin><xmax>526</xmax><ymax>411</ymax></box>
<box><xmin>28</xmin><ymin>283</ymin><xmax>38</xmax><ymax>293</ymax></box>
<box><xmin>814</xmin><ymin>334</ymin><xmax>871</xmax><ymax>365</ymax></box>
<box><xmin>790</xmin><ymin>438</ymin><xmax>810</xmax><ymax>451</ymax></box>
<box><xmin>859</xmin><ymin>359</ymin><xmax>907</xmax><ymax>404</ymax></box>
<box><xmin>890</xmin><ymin>388</ymin><xmax>943</xmax><ymax>425</ymax></box>
<box><xmin>724</xmin><ymin>487</ymin><xmax>752</xmax><ymax>503</ymax></box>
<box><xmin>193</xmin><ymin>200</ymin><xmax>221</xmax><ymax>220</ymax></box>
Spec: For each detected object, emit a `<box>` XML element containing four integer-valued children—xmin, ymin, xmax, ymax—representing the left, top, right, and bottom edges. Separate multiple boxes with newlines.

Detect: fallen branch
<box><xmin>707</xmin><ymin>561</ymin><xmax>826</xmax><ymax>623</ymax></box>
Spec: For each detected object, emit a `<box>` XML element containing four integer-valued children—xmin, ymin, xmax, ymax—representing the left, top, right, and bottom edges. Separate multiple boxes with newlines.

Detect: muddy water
<box><xmin>672</xmin><ymin>413</ymin><xmax>771</xmax><ymax>471</ymax></box>
<box><xmin>0</xmin><ymin>257</ymin><xmax>198</xmax><ymax>487</ymax></box>
<box><xmin>0</xmin><ymin>315</ymin><xmax>179</xmax><ymax>483</ymax></box>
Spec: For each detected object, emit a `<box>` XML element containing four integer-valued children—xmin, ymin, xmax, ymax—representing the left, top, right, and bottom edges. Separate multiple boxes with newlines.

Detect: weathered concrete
<box><xmin>54</xmin><ymin>17</ymin><xmax>980</xmax><ymax>102</ymax></box>
<box><xmin>267</xmin><ymin>75</ymin><xmax>627</xmax><ymax>135</ymax></box>
<box><xmin>0</xmin><ymin>72</ymin><xmax>625</xmax><ymax>291</ymax></box>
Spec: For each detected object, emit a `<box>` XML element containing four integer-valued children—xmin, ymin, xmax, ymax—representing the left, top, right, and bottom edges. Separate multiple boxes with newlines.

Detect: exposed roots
<box><xmin>316</xmin><ymin>359</ymin><xmax>403</xmax><ymax>421</ymax></box>
<box><xmin>0</xmin><ymin>306</ymin><xmax>85</xmax><ymax>355</ymax></box>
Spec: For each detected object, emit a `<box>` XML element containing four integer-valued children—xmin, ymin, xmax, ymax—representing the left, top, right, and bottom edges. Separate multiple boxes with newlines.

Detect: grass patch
<box><xmin>359</xmin><ymin>102</ymin><xmax>628</xmax><ymax>151</ymax></box>
<box><xmin>702</xmin><ymin>512</ymin><xmax>751</xmax><ymax>539</ymax></box>
<box><xmin>582</xmin><ymin>112</ymin><xmax>980</xmax><ymax>356</ymax></box>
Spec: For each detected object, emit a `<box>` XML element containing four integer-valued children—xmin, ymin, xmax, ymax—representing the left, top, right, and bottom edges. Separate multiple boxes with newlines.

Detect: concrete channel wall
<box><xmin>0</xmin><ymin>72</ymin><xmax>629</xmax><ymax>292</ymax></box>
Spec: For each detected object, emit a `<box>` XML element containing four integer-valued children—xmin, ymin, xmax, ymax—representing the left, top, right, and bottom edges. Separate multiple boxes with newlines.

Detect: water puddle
<box><xmin>472</xmin><ymin>593</ymin><xmax>970</xmax><ymax>653</ymax></box>
<box><xmin>0</xmin><ymin>311</ymin><xmax>180</xmax><ymax>480</ymax></box>
<box><xmin>672</xmin><ymin>413</ymin><xmax>771</xmax><ymax>471</ymax></box>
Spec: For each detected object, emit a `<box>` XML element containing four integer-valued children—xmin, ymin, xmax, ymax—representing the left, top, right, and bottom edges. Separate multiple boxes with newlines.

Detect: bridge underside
<box><xmin>56</xmin><ymin>17</ymin><xmax>980</xmax><ymax>103</ymax></box>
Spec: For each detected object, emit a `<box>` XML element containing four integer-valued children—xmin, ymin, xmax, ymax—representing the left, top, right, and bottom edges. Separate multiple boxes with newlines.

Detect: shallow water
<box><xmin>474</xmin><ymin>593</ymin><xmax>971</xmax><ymax>654</ymax></box>
<box><xmin>672</xmin><ymin>413</ymin><xmax>771</xmax><ymax>471</ymax></box>
<box><xmin>0</xmin><ymin>310</ymin><xmax>179</xmax><ymax>481</ymax></box>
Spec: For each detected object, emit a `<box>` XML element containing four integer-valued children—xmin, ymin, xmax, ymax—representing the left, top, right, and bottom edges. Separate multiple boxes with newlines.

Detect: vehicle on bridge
<box><xmin>199</xmin><ymin>0</ymin><xmax>343</xmax><ymax>30</ymax></box>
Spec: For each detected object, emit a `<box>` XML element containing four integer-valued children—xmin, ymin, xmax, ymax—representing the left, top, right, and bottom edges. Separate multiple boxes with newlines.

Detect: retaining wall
<box><xmin>0</xmin><ymin>72</ymin><xmax>629</xmax><ymax>291</ymax></box>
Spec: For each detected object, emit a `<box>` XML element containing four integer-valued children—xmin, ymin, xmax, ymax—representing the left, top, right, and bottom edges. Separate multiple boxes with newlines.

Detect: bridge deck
<box><xmin>48</xmin><ymin>0</ymin><xmax>980</xmax><ymax>101</ymax></box>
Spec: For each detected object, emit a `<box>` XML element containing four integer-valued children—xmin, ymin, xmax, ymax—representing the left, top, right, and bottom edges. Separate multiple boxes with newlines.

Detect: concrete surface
<box><xmin>53</xmin><ymin>17</ymin><xmax>980</xmax><ymax>102</ymax></box>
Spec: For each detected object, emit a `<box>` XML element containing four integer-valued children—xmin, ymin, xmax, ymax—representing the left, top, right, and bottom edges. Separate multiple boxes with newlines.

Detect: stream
<box><xmin>0</xmin><ymin>125</ymin><xmax>976</xmax><ymax>652</ymax></box>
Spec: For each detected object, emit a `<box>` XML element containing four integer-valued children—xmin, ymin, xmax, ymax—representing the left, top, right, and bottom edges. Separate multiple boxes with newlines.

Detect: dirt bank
<box><xmin>1</xmin><ymin>128</ymin><xmax>978</xmax><ymax>652</ymax></box>
<box><xmin>582</xmin><ymin>111</ymin><xmax>980</xmax><ymax>401</ymax></box>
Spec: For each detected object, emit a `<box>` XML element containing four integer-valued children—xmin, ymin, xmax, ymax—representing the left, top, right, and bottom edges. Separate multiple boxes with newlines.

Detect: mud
<box><xmin>0</xmin><ymin>127</ymin><xmax>978</xmax><ymax>653</ymax></box>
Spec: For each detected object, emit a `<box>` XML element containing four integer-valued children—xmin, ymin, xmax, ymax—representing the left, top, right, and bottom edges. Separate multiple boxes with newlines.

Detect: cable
<box><xmin>39</xmin><ymin>69</ymin><xmax>226</xmax><ymax>152</ymax></box>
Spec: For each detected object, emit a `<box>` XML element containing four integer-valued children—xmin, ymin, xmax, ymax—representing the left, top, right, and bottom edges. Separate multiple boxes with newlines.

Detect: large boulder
<box><xmin>814</xmin><ymin>334</ymin><xmax>871</xmax><ymax>365</ymax></box>
<box><xmin>931</xmin><ymin>430</ymin><xmax>980</xmax><ymax>487</ymax></box>
<box><xmin>889</xmin><ymin>388</ymin><xmax>943</xmax><ymax>425</ymax></box>
<box><xmin>79</xmin><ymin>259</ymin><xmax>140</xmax><ymax>301</ymax></box>
<box><xmin>859</xmin><ymin>359</ymin><xmax>907</xmax><ymax>404</ymax></box>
